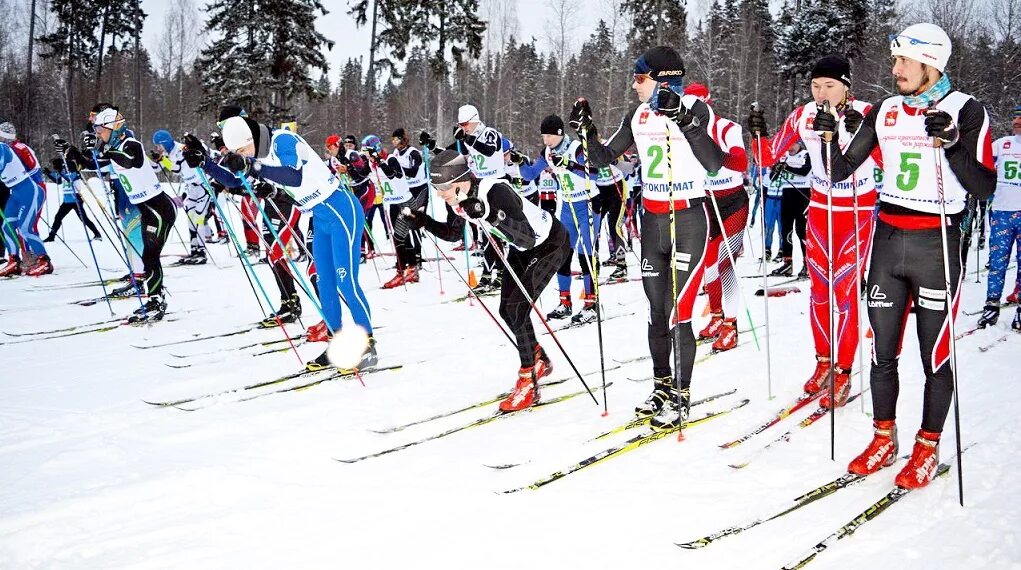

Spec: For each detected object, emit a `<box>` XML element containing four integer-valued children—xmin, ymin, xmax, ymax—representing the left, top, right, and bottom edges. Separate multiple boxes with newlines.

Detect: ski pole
<box><xmin>36</xmin><ymin>215</ymin><xmax>87</xmax><ymax>268</ymax></box>
<box><xmin>663</xmin><ymin>118</ymin><xmax>685</xmax><ymax>440</ymax></box>
<box><xmin>820</xmin><ymin>100</ymin><xmax>838</xmax><ymax>462</ymax></box>
<box><xmin>705</xmin><ymin>185</ymin><xmax>761</xmax><ymax>351</ymax></box>
<box><xmin>367</xmin><ymin>159</ymin><xmax>408</xmax><ymax>292</ymax></box>
<box><xmin>578</xmin><ymin>121</ymin><xmax>609</xmax><ymax>416</ymax></box>
<box><xmin>477</xmin><ymin>220</ymin><xmax>600</xmax><ymax>407</ymax></box>
<box><xmin>423</xmin><ymin>146</ymin><xmax>445</xmax><ymax>295</ymax></box>
<box><xmin>929</xmin><ymin>102</ymin><xmax>965</xmax><ymax>507</ymax></box>
<box><xmin>61</xmin><ymin>169</ymin><xmax>115</xmax><ymax>315</ymax></box>
<box><xmin>751</xmin><ymin>103</ymin><xmax>774</xmax><ymax>402</ymax></box>
<box><xmin>197</xmin><ymin>169</ymin><xmax>306</xmax><ymax>364</ymax></box>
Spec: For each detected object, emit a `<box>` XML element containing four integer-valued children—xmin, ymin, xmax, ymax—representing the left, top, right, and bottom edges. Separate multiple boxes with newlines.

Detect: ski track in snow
<box><xmin>1</xmin><ymin>184</ymin><xmax>1019</xmax><ymax>568</ymax></box>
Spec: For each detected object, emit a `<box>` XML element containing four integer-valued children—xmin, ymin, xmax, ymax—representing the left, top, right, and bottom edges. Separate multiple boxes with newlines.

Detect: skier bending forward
<box><xmin>404</xmin><ymin>149</ymin><xmax>571</xmax><ymax>412</ymax></box>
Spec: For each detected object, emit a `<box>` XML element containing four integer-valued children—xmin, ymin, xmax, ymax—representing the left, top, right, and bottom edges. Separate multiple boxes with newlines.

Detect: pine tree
<box><xmin>623</xmin><ymin>0</ymin><xmax>688</xmax><ymax>55</ymax></box>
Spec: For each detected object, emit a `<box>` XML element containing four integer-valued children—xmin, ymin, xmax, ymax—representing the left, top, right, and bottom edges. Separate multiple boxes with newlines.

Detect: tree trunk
<box><xmin>25</xmin><ymin>0</ymin><xmax>37</xmax><ymax>144</ymax></box>
<box><xmin>134</xmin><ymin>1</ymin><xmax>142</xmax><ymax>133</ymax></box>
<box><xmin>96</xmin><ymin>4</ymin><xmax>109</xmax><ymax>95</ymax></box>
<box><xmin>367</xmin><ymin>0</ymin><xmax>380</xmax><ymax>97</ymax></box>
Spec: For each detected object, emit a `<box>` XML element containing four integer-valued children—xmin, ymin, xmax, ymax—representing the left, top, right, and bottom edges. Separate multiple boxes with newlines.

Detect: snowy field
<box><xmin>1</xmin><ymin>183</ymin><xmax>1019</xmax><ymax>569</ymax></box>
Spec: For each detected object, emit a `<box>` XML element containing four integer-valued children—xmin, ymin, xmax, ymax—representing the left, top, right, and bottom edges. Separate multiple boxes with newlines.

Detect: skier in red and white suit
<box><xmin>748</xmin><ymin>54</ymin><xmax>881</xmax><ymax>408</ymax></box>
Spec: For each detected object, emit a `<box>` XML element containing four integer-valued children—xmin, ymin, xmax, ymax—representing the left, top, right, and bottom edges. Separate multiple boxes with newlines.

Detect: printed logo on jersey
<box><xmin>806</xmin><ymin>113</ymin><xmax>816</xmax><ymax>130</ymax></box>
<box><xmin>640</xmin><ymin>258</ymin><xmax>658</xmax><ymax>277</ymax></box>
<box><xmin>639</xmin><ymin>110</ymin><xmax>650</xmax><ymax>125</ymax></box>
<box><xmin>885</xmin><ymin>107</ymin><xmax>899</xmax><ymax>127</ymax></box>
<box><xmin>336</xmin><ymin>267</ymin><xmax>348</xmax><ymax>281</ymax></box>
<box><xmin>1005</xmin><ymin>141</ymin><xmax>1012</xmax><ymax>149</ymax></box>
<box><xmin>917</xmin><ymin>297</ymin><xmax>944</xmax><ymax>311</ymax></box>
<box><xmin>868</xmin><ymin>285</ymin><xmax>893</xmax><ymax>308</ymax></box>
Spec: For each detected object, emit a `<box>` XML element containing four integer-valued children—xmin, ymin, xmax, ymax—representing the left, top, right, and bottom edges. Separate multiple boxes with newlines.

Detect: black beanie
<box><xmin>810</xmin><ymin>55</ymin><xmax>851</xmax><ymax>86</ymax></box>
<box><xmin>430</xmin><ymin>149</ymin><xmax>472</xmax><ymax>185</ymax></box>
<box><xmin>540</xmin><ymin>115</ymin><xmax>564</xmax><ymax>136</ymax></box>
<box><xmin>635</xmin><ymin>46</ymin><xmax>686</xmax><ymax>85</ymax></box>
<box><xmin>392</xmin><ymin>128</ymin><xmax>407</xmax><ymax>141</ymax></box>
<box><xmin>218</xmin><ymin>104</ymin><xmax>247</xmax><ymax>122</ymax></box>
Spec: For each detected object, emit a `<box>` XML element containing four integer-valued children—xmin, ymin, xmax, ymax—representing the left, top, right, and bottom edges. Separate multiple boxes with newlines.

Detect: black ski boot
<box><xmin>771</xmin><ymin>257</ymin><xmax>793</xmax><ymax>277</ymax></box>
<box><xmin>128</xmin><ymin>295</ymin><xmax>167</xmax><ymax>323</ymax></box>
<box><xmin>978</xmin><ymin>300</ymin><xmax>1000</xmax><ymax>328</ymax></box>
<box><xmin>635</xmin><ymin>376</ymin><xmax>672</xmax><ymax>419</ymax></box>
<box><xmin>1012</xmin><ymin>308</ymin><xmax>1021</xmax><ymax>332</ymax></box>
<box><xmin>650</xmin><ymin>387</ymin><xmax>691</xmax><ymax>432</ymax></box>
<box><xmin>261</xmin><ymin>294</ymin><xmax>302</xmax><ymax>327</ymax></box>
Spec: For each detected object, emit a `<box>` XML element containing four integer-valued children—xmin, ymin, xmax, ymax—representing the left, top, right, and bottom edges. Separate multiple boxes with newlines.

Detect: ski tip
<box><xmin>675</xmin><ymin>540</ymin><xmax>708</xmax><ymax>550</ymax></box>
<box><xmin>728</xmin><ymin>462</ymin><xmax>749</xmax><ymax>469</ymax></box>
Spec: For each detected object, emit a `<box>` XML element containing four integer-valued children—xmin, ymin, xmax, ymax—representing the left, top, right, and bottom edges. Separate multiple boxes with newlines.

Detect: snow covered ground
<box><xmin>1</xmin><ymin>184</ymin><xmax>1019</xmax><ymax>569</ymax></box>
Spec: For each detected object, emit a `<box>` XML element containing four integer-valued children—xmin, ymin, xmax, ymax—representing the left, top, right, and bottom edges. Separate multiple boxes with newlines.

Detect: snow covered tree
<box><xmin>196</xmin><ymin>0</ymin><xmax>333</xmax><ymax>121</ymax></box>
<box><xmin>623</xmin><ymin>0</ymin><xmax>688</xmax><ymax>55</ymax></box>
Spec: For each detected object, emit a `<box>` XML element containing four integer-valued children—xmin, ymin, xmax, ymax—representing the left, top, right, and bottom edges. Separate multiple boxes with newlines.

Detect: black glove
<box><xmin>548</xmin><ymin>152</ymin><xmax>569</xmax><ymax>169</ymax></box>
<box><xmin>508</xmin><ymin>149</ymin><xmax>526</xmax><ymax>165</ymax></box>
<box><xmin>589</xmin><ymin>193</ymin><xmax>603</xmax><ymax>215</ymax></box>
<box><xmin>53</xmin><ymin>137</ymin><xmax>70</xmax><ymax>155</ymax></box>
<box><xmin>924</xmin><ymin>108</ymin><xmax>959</xmax><ymax>147</ymax></box>
<box><xmin>254</xmin><ymin>182</ymin><xmax>276</xmax><ymax>199</ymax></box>
<box><xmin>656</xmin><ymin>86</ymin><xmax>698</xmax><ymax>130</ymax></box>
<box><xmin>460</xmin><ymin>197</ymin><xmax>486</xmax><ymax>219</ymax></box>
<box><xmin>149</xmin><ymin>149</ymin><xmax>162</xmax><ymax>163</ymax></box>
<box><xmin>569</xmin><ymin>98</ymin><xmax>593</xmax><ymax>133</ymax></box>
<box><xmin>813</xmin><ymin>104</ymin><xmax>838</xmax><ymax>136</ymax></box>
<box><xmin>842</xmin><ymin>108</ymin><xmax>864</xmax><ymax>134</ymax></box>
<box><xmin>769</xmin><ymin>165</ymin><xmax>784</xmax><ymax>183</ymax></box>
<box><xmin>337</xmin><ymin>151</ymin><xmax>350</xmax><ymax>166</ymax></box>
<box><xmin>182</xmin><ymin>134</ymin><xmax>208</xmax><ymax>168</ymax></box>
<box><xmin>419</xmin><ymin>130</ymin><xmax>436</xmax><ymax>149</ymax></box>
<box><xmin>746</xmin><ymin>107</ymin><xmax>769</xmax><ymax>137</ymax></box>
<box><xmin>402</xmin><ymin>207</ymin><xmax>426</xmax><ymax>230</ymax></box>
<box><xmin>222</xmin><ymin>152</ymin><xmax>252</xmax><ymax>176</ymax></box>
<box><xmin>81</xmin><ymin>132</ymin><xmax>97</xmax><ymax>153</ymax></box>
<box><xmin>453</xmin><ymin>126</ymin><xmax>466</xmax><ymax>141</ymax></box>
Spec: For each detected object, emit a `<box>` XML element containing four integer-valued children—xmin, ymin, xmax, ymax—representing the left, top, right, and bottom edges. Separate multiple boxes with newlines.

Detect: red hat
<box><xmin>684</xmin><ymin>83</ymin><xmax>711</xmax><ymax>104</ymax></box>
<box><xmin>326</xmin><ymin>134</ymin><xmax>341</xmax><ymax>147</ymax></box>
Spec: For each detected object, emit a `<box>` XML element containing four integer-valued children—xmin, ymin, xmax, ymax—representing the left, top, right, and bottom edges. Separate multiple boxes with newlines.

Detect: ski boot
<box><xmin>711</xmin><ymin>318</ymin><xmax>738</xmax><ymax>352</ymax></box>
<box><xmin>261</xmin><ymin>295</ymin><xmax>302</xmax><ymax>327</ymax></box>
<box><xmin>977</xmin><ymin>300</ymin><xmax>1000</xmax><ymax>328</ymax></box>
<box><xmin>179</xmin><ymin>249</ymin><xmax>207</xmax><ymax>265</ymax></box>
<box><xmin>402</xmin><ymin>265</ymin><xmax>420</xmax><ymax>284</ymax></box>
<box><xmin>848</xmin><ymin>420</ymin><xmax>898</xmax><ymax>475</ymax></box>
<box><xmin>803</xmin><ymin>356</ymin><xmax>831</xmax><ymax>394</ymax></box>
<box><xmin>546</xmin><ymin>292</ymin><xmax>573</xmax><ymax>320</ymax></box>
<box><xmin>798</xmin><ymin>265</ymin><xmax>808</xmax><ymax>280</ymax></box>
<box><xmin>43</xmin><ymin>232</ymin><xmax>56</xmax><ymax>243</ymax></box>
<box><xmin>25</xmin><ymin>255</ymin><xmax>54</xmax><ymax>276</ymax></box>
<box><xmin>305</xmin><ymin>350</ymin><xmax>332</xmax><ymax>372</ymax></box>
<box><xmin>1013</xmin><ymin>308</ymin><xmax>1021</xmax><ymax>331</ymax></box>
<box><xmin>650</xmin><ymin>387</ymin><xmax>691</xmax><ymax>432</ymax></box>
<box><xmin>306</xmin><ymin>321</ymin><xmax>330</xmax><ymax>343</ymax></box>
<box><xmin>771</xmin><ymin>257</ymin><xmax>793</xmax><ymax>277</ymax></box>
<box><xmin>635</xmin><ymin>376</ymin><xmax>672</xmax><ymax>419</ymax></box>
<box><xmin>110</xmin><ymin>280</ymin><xmax>142</xmax><ymax>298</ymax></box>
<box><xmin>699</xmin><ymin>313</ymin><xmax>725</xmax><ymax>340</ymax></box>
<box><xmin>895</xmin><ymin>430</ymin><xmax>941</xmax><ymax>489</ymax></box>
<box><xmin>606</xmin><ymin>263</ymin><xmax>628</xmax><ymax>283</ymax></box>
<box><xmin>499</xmin><ymin>367</ymin><xmax>540</xmax><ymax>412</ymax></box>
<box><xmin>534</xmin><ymin>344</ymin><xmax>552</xmax><ymax>380</ymax></box>
<box><xmin>1006</xmin><ymin>284</ymin><xmax>1020</xmax><ymax>305</ymax></box>
<box><xmin>335</xmin><ymin>336</ymin><xmax>380</xmax><ymax>373</ymax></box>
<box><xmin>570</xmin><ymin>293</ymin><xmax>598</xmax><ymax>324</ymax></box>
<box><xmin>245</xmin><ymin>244</ymin><xmax>261</xmax><ymax>257</ymax></box>
<box><xmin>128</xmin><ymin>294</ymin><xmax>167</xmax><ymax>323</ymax></box>
<box><xmin>820</xmin><ymin>366</ymin><xmax>852</xmax><ymax>409</ymax></box>
<box><xmin>0</xmin><ymin>255</ymin><xmax>21</xmax><ymax>277</ymax></box>
<box><xmin>382</xmin><ymin>269</ymin><xmax>406</xmax><ymax>289</ymax></box>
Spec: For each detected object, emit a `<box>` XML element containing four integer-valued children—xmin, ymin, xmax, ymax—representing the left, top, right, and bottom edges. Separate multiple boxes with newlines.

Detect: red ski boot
<box><xmin>534</xmin><ymin>345</ymin><xmax>552</xmax><ymax>380</ymax></box>
<box><xmin>820</xmin><ymin>366</ymin><xmax>852</xmax><ymax>409</ymax></box>
<box><xmin>699</xmin><ymin>313</ymin><xmax>724</xmax><ymax>340</ymax></box>
<box><xmin>403</xmin><ymin>265</ymin><xmax>420</xmax><ymax>283</ymax></box>
<box><xmin>25</xmin><ymin>255</ymin><xmax>54</xmax><ymax>276</ymax></box>
<box><xmin>803</xmin><ymin>356</ymin><xmax>831</xmax><ymax>394</ymax></box>
<box><xmin>382</xmin><ymin>270</ymin><xmax>405</xmax><ymax>289</ymax></box>
<box><xmin>306</xmin><ymin>321</ymin><xmax>330</xmax><ymax>343</ymax></box>
<box><xmin>895</xmin><ymin>430</ymin><xmax>941</xmax><ymax>489</ymax></box>
<box><xmin>0</xmin><ymin>256</ymin><xmax>21</xmax><ymax>277</ymax></box>
<box><xmin>1007</xmin><ymin>284</ymin><xmax>1020</xmax><ymax>305</ymax></box>
<box><xmin>848</xmin><ymin>420</ymin><xmax>898</xmax><ymax>475</ymax></box>
<box><xmin>499</xmin><ymin>367</ymin><xmax>540</xmax><ymax>412</ymax></box>
<box><xmin>711</xmin><ymin>318</ymin><xmax>738</xmax><ymax>352</ymax></box>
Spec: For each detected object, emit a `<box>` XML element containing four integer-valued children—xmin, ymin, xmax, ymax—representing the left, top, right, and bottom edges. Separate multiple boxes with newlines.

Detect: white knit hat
<box><xmin>890</xmin><ymin>23</ymin><xmax>952</xmax><ymax>73</ymax></box>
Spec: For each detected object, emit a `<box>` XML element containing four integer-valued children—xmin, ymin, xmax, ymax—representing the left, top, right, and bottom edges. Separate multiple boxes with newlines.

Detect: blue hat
<box><xmin>361</xmin><ymin>134</ymin><xmax>382</xmax><ymax>153</ymax></box>
<box><xmin>152</xmin><ymin>130</ymin><xmax>175</xmax><ymax>153</ymax></box>
<box><xmin>501</xmin><ymin>138</ymin><xmax>514</xmax><ymax>152</ymax></box>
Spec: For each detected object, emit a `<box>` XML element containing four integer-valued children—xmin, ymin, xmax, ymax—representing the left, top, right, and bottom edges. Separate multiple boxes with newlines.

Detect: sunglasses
<box><xmin>889</xmin><ymin>34</ymin><xmax>944</xmax><ymax>48</ymax></box>
<box><xmin>633</xmin><ymin>73</ymin><xmax>653</xmax><ymax>84</ymax></box>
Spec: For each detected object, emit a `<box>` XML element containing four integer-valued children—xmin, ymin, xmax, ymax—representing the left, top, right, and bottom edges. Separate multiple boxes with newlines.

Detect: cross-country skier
<box><xmin>202</xmin><ymin>115</ymin><xmax>377</xmax><ymax>371</ymax></box>
<box><xmin>683</xmin><ymin>83</ymin><xmax>750</xmax><ymax>352</ymax></box>
<box><xmin>0</xmin><ymin>130</ymin><xmax>51</xmax><ymax>277</ymax></box>
<box><xmin>453</xmin><ymin>104</ymin><xmax>507</xmax><ymax>291</ymax></box>
<box><xmin>152</xmin><ymin>129</ymin><xmax>211</xmax><ymax>265</ymax></box>
<box><xmin>93</xmin><ymin>107</ymin><xmax>178</xmax><ymax>321</ymax></box>
<box><xmin>518</xmin><ymin>114</ymin><xmax>600</xmax><ymax>324</ymax></box>
<box><xmin>747</xmin><ymin>54</ymin><xmax>880</xmax><ymax>408</ymax></box>
<box><xmin>404</xmin><ymin>149</ymin><xmax>569</xmax><ymax>411</ymax></box>
<box><xmin>770</xmin><ymin>143</ymin><xmax>812</xmax><ymax>278</ymax></box>
<box><xmin>823</xmin><ymin>23</ymin><xmax>996</xmax><ymax>488</ymax></box>
<box><xmin>361</xmin><ymin>133</ymin><xmax>419</xmax><ymax>288</ymax></box>
<box><xmin>977</xmin><ymin>104</ymin><xmax>1021</xmax><ymax>330</ymax></box>
<box><xmin>41</xmin><ymin>158</ymin><xmax>101</xmax><ymax>242</ymax></box>
<box><xmin>572</xmin><ymin>46</ymin><xmax>725</xmax><ymax>431</ymax></box>
<box><xmin>391</xmin><ymin>128</ymin><xmax>429</xmax><ymax>274</ymax></box>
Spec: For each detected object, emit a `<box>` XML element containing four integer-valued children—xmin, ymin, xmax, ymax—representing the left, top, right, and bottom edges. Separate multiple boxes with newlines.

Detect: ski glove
<box><xmin>81</xmin><ymin>132</ymin><xmax>97</xmax><ymax>153</ymax></box>
<box><xmin>53</xmin><ymin>137</ymin><xmax>70</xmax><ymax>155</ymax></box>
<box><xmin>182</xmin><ymin>134</ymin><xmax>208</xmax><ymax>168</ymax></box>
<box><xmin>254</xmin><ymin>182</ymin><xmax>276</xmax><ymax>199</ymax></box>
<box><xmin>453</xmin><ymin>126</ymin><xmax>466</xmax><ymax>141</ymax></box>
<box><xmin>746</xmin><ymin>107</ymin><xmax>769</xmax><ymax>137</ymax></box>
<box><xmin>657</xmin><ymin>87</ymin><xmax>698</xmax><ymax>130</ymax></box>
<box><xmin>508</xmin><ymin>149</ymin><xmax>527</xmax><ymax>165</ymax></box>
<box><xmin>843</xmin><ymin>108</ymin><xmax>864</xmax><ymax>134</ymax></box>
<box><xmin>924</xmin><ymin>109</ymin><xmax>959</xmax><ymax>148</ymax></box>
<box><xmin>148</xmin><ymin>149</ymin><xmax>162</xmax><ymax>164</ymax></box>
<box><xmin>419</xmin><ymin>130</ymin><xmax>436</xmax><ymax>150</ymax></box>
<box><xmin>223</xmin><ymin>152</ymin><xmax>254</xmax><ymax>176</ymax></box>
<box><xmin>460</xmin><ymin>197</ymin><xmax>487</xmax><ymax>219</ymax></box>
<box><xmin>812</xmin><ymin>105</ymin><xmax>838</xmax><ymax>135</ymax></box>
<box><xmin>402</xmin><ymin>207</ymin><xmax>426</xmax><ymax>230</ymax></box>
<box><xmin>569</xmin><ymin>98</ymin><xmax>594</xmax><ymax>133</ymax></box>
